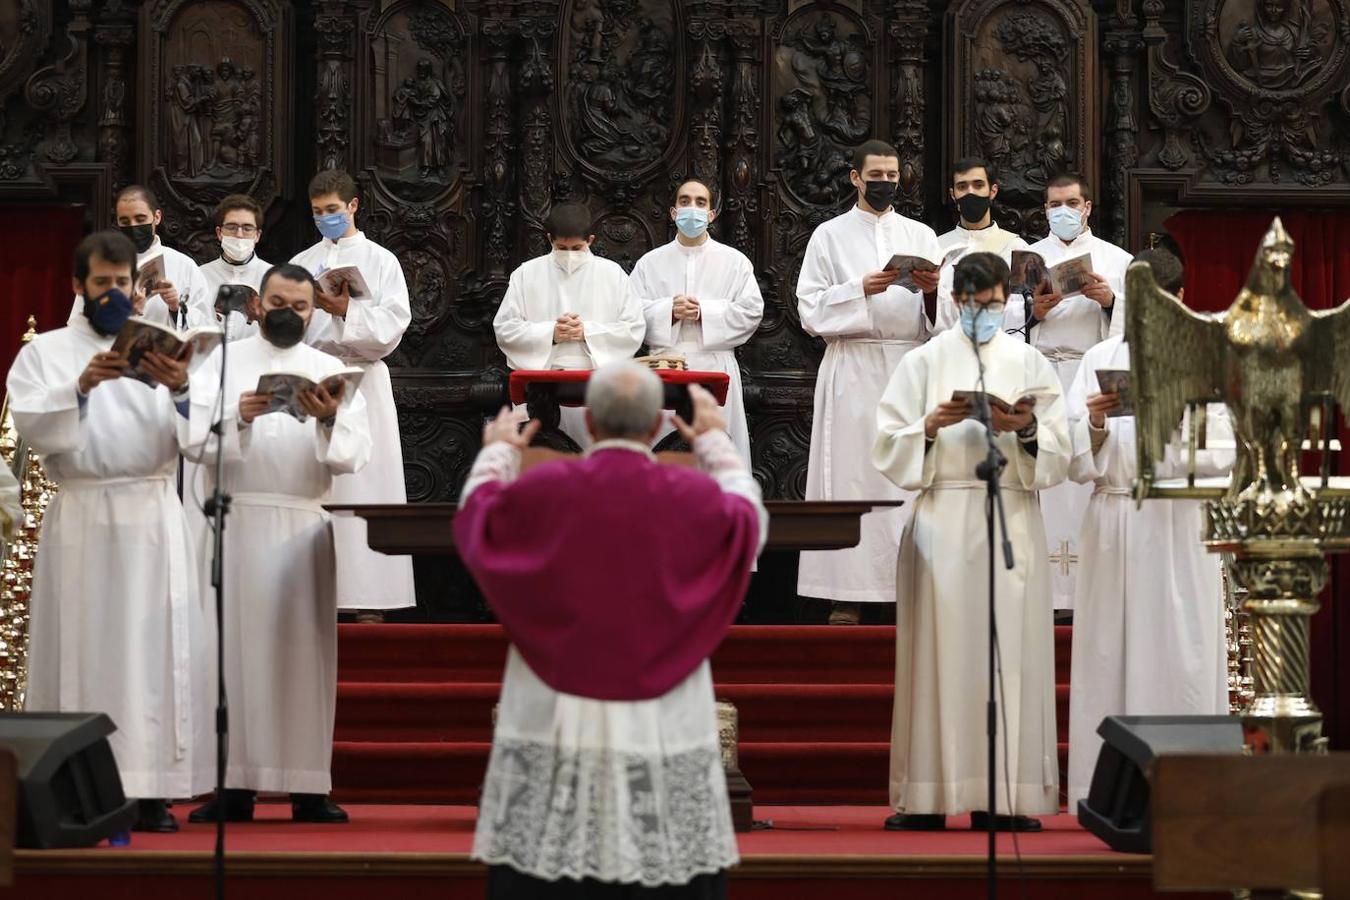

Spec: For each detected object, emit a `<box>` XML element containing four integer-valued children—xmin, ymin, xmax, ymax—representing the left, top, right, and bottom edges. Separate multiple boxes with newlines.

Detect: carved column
<box><xmin>481</xmin><ymin>17</ymin><xmax>516</xmax><ymax>279</ymax></box>
<box><xmin>25</xmin><ymin>0</ymin><xmax>92</xmax><ymax>167</ymax></box>
<box><xmin>516</xmin><ymin>17</ymin><xmax>556</xmax><ymax>260</ymax></box>
<box><xmin>314</xmin><ymin>0</ymin><xmax>356</xmax><ymax>172</ymax></box>
<box><xmin>1103</xmin><ymin>9</ymin><xmax>1143</xmax><ymax>247</ymax></box>
<box><xmin>95</xmin><ymin>0</ymin><xmax>136</xmax><ymax>192</ymax></box>
<box><xmin>1141</xmin><ymin>0</ymin><xmax>1208</xmax><ymax>173</ymax></box>
<box><xmin>687</xmin><ymin>20</ymin><xmax>724</xmax><ymax>189</ymax></box>
<box><xmin>723</xmin><ymin>20</ymin><xmax>760</xmax><ymax>258</ymax></box>
<box><xmin>889</xmin><ymin>0</ymin><xmax>929</xmax><ymax>220</ymax></box>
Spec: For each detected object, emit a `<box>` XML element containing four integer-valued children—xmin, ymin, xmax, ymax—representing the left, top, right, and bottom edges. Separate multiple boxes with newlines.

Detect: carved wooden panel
<box><xmin>944</xmin><ymin>0</ymin><xmax>1099</xmax><ymax>237</ymax></box>
<box><xmin>138</xmin><ymin>0</ymin><xmax>291</xmax><ymax>258</ymax></box>
<box><xmin>1134</xmin><ymin>0</ymin><xmax>1350</xmax><ymax>223</ymax></box>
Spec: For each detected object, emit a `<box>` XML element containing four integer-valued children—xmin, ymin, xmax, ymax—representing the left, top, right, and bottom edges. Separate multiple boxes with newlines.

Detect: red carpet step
<box><xmin>333</xmin><ymin>624</ymin><xmax>1073</xmax><ymax>806</ymax></box>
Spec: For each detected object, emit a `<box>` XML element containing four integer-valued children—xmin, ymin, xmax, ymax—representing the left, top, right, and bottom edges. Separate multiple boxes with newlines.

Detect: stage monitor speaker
<box><xmin>0</xmin><ymin>711</ymin><xmax>137</xmax><ymax>849</ymax></box>
<box><xmin>1077</xmin><ymin>715</ymin><xmax>1244</xmax><ymax>854</ymax></box>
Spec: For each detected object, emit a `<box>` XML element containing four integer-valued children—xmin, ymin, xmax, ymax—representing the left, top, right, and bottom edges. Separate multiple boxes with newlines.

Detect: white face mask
<box><xmin>221</xmin><ymin>235</ymin><xmax>256</xmax><ymax>263</ymax></box>
<box><xmin>553</xmin><ymin>247</ymin><xmax>591</xmax><ymax>276</ymax></box>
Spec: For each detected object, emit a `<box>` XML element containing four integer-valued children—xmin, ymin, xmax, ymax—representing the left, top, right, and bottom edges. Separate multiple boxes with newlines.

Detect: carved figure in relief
<box><xmin>207</xmin><ymin>58</ymin><xmax>240</xmax><ymax>171</ymax></box>
<box><xmin>398</xmin><ymin>58</ymin><xmax>454</xmax><ymax>178</ymax></box>
<box><xmin>1225</xmin><ymin>0</ymin><xmax>1325</xmax><ymax>89</ymax></box>
<box><xmin>565</xmin><ymin>0</ymin><xmax>673</xmax><ymax>169</ymax></box>
<box><xmin>774</xmin><ymin>13</ymin><xmax>871</xmax><ymax>204</ymax></box>
<box><xmin>167</xmin><ymin>64</ymin><xmax>206</xmax><ymax>177</ymax></box>
<box><xmin>237</xmin><ymin>67</ymin><xmax>261</xmax><ymax>167</ymax></box>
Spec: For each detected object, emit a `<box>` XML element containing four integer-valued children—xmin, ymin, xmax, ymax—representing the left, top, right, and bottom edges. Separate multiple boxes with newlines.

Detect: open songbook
<box><xmin>950</xmin><ymin>386</ymin><xmax>1049</xmax><ymax>415</ymax></box>
<box><xmin>1093</xmin><ymin>369</ymin><xmax>1134</xmax><ymax>417</ymax></box>
<box><xmin>111</xmin><ymin>318</ymin><xmax>223</xmax><ymax>388</ymax></box>
<box><xmin>135</xmin><ymin>253</ymin><xmax>167</xmax><ymax>296</ymax></box>
<box><xmin>316</xmin><ymin>265</ymin><xmax>372</xmax><ymax>300</ymax></box>
<box><xmin>255</xmin><ymin>367</ymin><xmax>363</xmax><ymax>421</ymax></box>
<box><xmin>1010</xmin><ymin>250</ymin><xmax>1094</xmax><ymax>299</ymax></box>
<box><xmin>884</xmin><ymin>248</ymin><xmax>963</xmax><ymax>292</ymax></box>
<box><xmin>214</xmin><ymin>283</ymin><xmax>258</xmax><ymax>318</ymax></box>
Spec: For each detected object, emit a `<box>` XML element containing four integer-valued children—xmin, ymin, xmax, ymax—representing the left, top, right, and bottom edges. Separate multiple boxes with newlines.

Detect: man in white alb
<box><xmin>873</xmin><ymin>252</ymin><xmax>1068</xmax><ymax>832</ymax></box>
<box><xmin>186</xmin><ymin>263</ymin><xmax>372</xmax><ymax>825</ymax></box>
<box><xmin>109</xmin><ymin>184</ymin><xmax>213</xmax><ymax>329</ymax></box>
<box><xmin>493</xmin><ymin>202</ymin><xmax>645</xmax><ymax>451</ymax></box>
<box><xmin>1017</xmin><ymin>173</ymin><xmax>1133</xmax><ymax>612</ymax></box>
<box><xmin>198</xmin><ymin>193</ymin><xmax>271</xmax><ymax>340</ymax></box>
<box><xmin>630</xmin><ymin>177</ymin><xmax>763</xmax><ymax>464</ymax></box>
<box><xmin>1064</xmin><ymin>248</ymin><xmax>1234</xmax><ymax>808</ymax></box>
<box><xmin>934</xmin><ymin>157</ymin><xmax>1028</xmax><ymax>332</ymax></box>
<box><xmin>796</xmin><ymin>139</ymin><xmax>943</xmax><ymax>625</ymax></box>
<box><xmin>8</xmin><ymin>231</ymin><xmax>213</xmax><ymax>832</ymax></box>
<box><xmin>291</xmin><ymin>169</ymin><xmax>414</xmax><ymax>620</ymax></box>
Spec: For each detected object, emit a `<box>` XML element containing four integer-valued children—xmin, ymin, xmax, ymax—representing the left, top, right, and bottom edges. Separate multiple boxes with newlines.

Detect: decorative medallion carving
<box><xmin>367</xmin><ymin>1</ymin><xmax>468</xmax><ymax>201</ymax></box>
<box><xmin>589</xmin><ymin>211</ymin><xmax>654</xmax><ymax>273</ymax></box>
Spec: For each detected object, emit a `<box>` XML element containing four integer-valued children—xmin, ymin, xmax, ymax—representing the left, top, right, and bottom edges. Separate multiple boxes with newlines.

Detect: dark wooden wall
<box><xmin>2</xmin><ymin>0</ymin><xmax>1350</xmax><ymax>620</ymax></box>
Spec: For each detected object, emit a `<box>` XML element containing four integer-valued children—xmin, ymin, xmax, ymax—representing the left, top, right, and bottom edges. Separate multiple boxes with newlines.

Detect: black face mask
<box><xmin>118</xmin><ymin>223</ymin><xmax>155</xmax><ymax>254</ymax></box>
<box><xmin>956</xmin><ymin>192</ymin><xmax>993</xmax><ymax>224</ymax></box>
<box><xmin>261</xmin><ymin>307</ymin><xmax>305</xmax><ymax>348</ymax></box>
<box><xmin>862</xmin><ymin>180</ymin><xmax>897</xmax><ymax>212</ymax></box>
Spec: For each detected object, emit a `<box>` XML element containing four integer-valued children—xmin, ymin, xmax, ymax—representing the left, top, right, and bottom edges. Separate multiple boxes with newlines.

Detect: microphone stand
<box><xmin>965</xmin><ymin>296</ymin><xmax>1015</xmax><ymax>900</ymax></box>
<box><xmin>201</xmin><ymin>303</ymin><xmax>232</xmax><ymax>900</ymax></box>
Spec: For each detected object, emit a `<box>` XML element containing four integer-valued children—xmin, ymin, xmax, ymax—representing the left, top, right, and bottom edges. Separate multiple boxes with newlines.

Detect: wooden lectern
<box><xmin>1151</xmin><ymin>753</ymin><xmax>1350</xmax><ymax>897</ymax></box>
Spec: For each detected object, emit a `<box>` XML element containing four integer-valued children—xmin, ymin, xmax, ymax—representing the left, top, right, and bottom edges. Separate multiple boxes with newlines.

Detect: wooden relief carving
<box><xmin>770</xmin><ymin>5</ymin><xmax>876</xmax><ymax>208</ymax></box>
<box><xmin>367</xmin><ymin>1</ymin><xmax>467</xmax><ymax>201</ymax></box>
<box><xmin>140</xmin><ymin>0</ymin><xmax>290</xmax><ymax>257</ymax></box>
<box><xmin>945</xmin><ymin>0</ymin><xmax>1098</xmax><ymax>235</ymax></box>
<box><xmin>314</xmin><ymin>0</ymin><xmax>355</xmax><ymax>173</ymax></box>
<box><xmin>0</xmin><ymin>1</ymin><xmax>51</xmax><ymax>108</ymax></box>
<box><xmin>559</xmin><ymin>0</ymin><xmax>681</xmax><ymax>179</ymax></box>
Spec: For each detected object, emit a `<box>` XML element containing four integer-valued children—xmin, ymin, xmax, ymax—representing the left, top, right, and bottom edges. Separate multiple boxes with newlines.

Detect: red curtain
<box><xmin>1</xmin><ymin>205</ymin><xmax>86</xmax><ymax>375</ymax></box>
<box><xmin>1168</xmin><ymin>209</ymin><xmax>1350</xmax><ymax>750</ymax></box>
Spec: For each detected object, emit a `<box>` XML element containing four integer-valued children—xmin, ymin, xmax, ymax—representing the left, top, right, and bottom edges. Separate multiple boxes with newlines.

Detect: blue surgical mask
<box><xmin>959</xmin><ymin>303</ymin><xmax>1002</xmax><ymax>344</ymax></box>
<box><xmin>314</xmin><ymin>211</ymin><xmax>350</xmax><ymax>241</ymax></box>
<box><xmin>1047</xmin><ymin>206</ymin><xmax>1083</xmax><ymax>242</ymax></box>
<box><xmin>674</xmin><ymin>208</ymin><xmax>709</xmax><ymax>240</ymax></box>
<box><xmin>83</xmin><ymin>287</ymin><xmax>134</xmax><ymax>336</ymax></box>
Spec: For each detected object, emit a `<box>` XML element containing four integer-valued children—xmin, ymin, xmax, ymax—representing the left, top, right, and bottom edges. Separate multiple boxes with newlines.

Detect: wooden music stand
<box><xmin>1151</xmin><ymin>753</ymin><xmax>1350</xmax><ymax>897</ymax></box>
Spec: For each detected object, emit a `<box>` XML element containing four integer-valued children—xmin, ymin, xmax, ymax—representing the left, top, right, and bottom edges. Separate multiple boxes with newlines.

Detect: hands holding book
<box><xmin>239</xmin><ymin>380</ymin><xmax>344</xmax><ymax>426</ymax></box>
<box><xmin>1031</xmin><ymin>280</ymin><xmax>1062</xmax><ymax>320</ymax></box>
<box><xmin>1080</xmin><ymin>272</ymin><xmax>1114</xmax><ymax>308</ymax></box>
<box><xmin>924</xmin><ymin>398</ymin><xmax>971</xmax><ymax>439</ymax></box>
<box><xmin>991</xmin><ymin>399</ymin><xmax>1035</xmax><ymax>435</ymax></box>
<box><xmin>316</xmin><ymin>281</ymin><xmax>350</xmax><ymax>319</ymax></box>
<box><xmin>1086</xmin><ymin>391</ymin><xmax>1122</xmax><ymax>428</ymax></box>
<box><xmin>79</xmin><ymin>346</ymin><xmax>190</xmax><ymax>395</ymax></box>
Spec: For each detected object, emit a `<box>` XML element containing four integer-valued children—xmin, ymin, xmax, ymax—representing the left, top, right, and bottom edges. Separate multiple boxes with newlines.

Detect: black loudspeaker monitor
<box><xmin>1077</xmin><ymin>714</ymin><xmax>1244</xmax><ymax>854</ymax></box>
<box><xmin>0</xmin><ymin>711</ymin><xmax>138</xmax><ymax>848</ymax></box>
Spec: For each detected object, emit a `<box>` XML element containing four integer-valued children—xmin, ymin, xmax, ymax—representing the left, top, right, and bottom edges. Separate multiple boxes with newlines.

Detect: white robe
<box><xmin>936</xmin><ymin>222</ymin><xmax>1028</xmax><ymax>257</ymax></box>
<box><xmin>873</xmin><ymin>327</ymin><xmax>1069</xmax><ymax>815</ymax></box>
<box><xmin>6</xmin><ymin>314</ymin><xmax>212</xmax><ymax>799</ymax></box>
<box><xmin>1064</xmin><ymin>336</ymin><xmax>1233</xmax><ymax>807</ymax></box>
<box><xmin>292</xmin><ymin>231</ymin><xmax>415</xmax><ymax>611</ymax></box>
<box><xmin>1012</xmin><ymin>229</ymin><xmax>1133</xmax><ymax>609</ymax></box>
<box><xmin>199</xmin><ymin>253</ymin><xmax>273</xmax><ymax>340</ymax></box>
<box><xmin>630</xmin><ymin>238</ymin><xmax>763</xmax><ymax>464</ymax></box>
<box><xmin>493</xmin><ymin>252</ymin><xmax>645</xmax><ymax>450</ymax></box>
<box><xmin>189</xmin><ymin>335</ymin><xmax>371</xmax><ymax>793</ymax></box>
<box><xmin>797</xmin><ymin>205</ymin><xmax>942</xmax><ymax>604</ymax></box>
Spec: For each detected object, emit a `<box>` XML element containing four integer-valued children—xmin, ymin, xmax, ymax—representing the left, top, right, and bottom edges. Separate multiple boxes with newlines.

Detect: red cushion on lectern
<box><xmin>508</xmin><ymin>369</ymin><xmax>730</xmax><ymax>407</ymax></box>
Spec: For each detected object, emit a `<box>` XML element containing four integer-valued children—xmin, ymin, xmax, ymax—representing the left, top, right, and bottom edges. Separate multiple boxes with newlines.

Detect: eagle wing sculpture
<box><xmin>1125</xmin><ymin>260</ymin><xmax>1227</xmax><ymax>499</ymax></box>
<box><xmin>1303</xmin><ymin>297</ymin><xmax>1350</xmax><ymax>422</ymax></box>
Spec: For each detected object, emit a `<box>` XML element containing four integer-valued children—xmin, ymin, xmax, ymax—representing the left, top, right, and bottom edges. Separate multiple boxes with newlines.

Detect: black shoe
<box><xmin>884</xmin><ymin>812</ymin><xmax>946</xmax><ymax>831</ymax></box>
<box><xmin>970</xmin><ymin>811</ymin><xmax>1043</xmax><ymax>832</ymax></box>
<box><xmin>188</xmin><ymin>790</ymin><xmax>257</xmax><ymax>824</ymax></box>
<box><xmin>291</xmin><ymin>793</ymin><xmax>349</xmax><ymax>823</ymax></box>
<box><xmin>133</xmin><ymin>799</ymin><xmax>180</xmax><ymax>833</ymax></box>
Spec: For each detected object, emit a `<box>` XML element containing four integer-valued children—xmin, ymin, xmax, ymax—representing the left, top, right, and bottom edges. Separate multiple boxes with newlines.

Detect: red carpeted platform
<box><xmin>331</xmin><ymin>624</ymin><xmax>1073</xmax><ymax>806</ymax></box>
<box><xmin>6</xmin><ymin>804</ymin><xmax>1224</xmax><ymax>900</ymax></box>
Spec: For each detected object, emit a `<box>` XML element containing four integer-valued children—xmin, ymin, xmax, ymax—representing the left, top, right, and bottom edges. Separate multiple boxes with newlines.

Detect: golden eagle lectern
<box><xmin>1127</xmin><ymin>217</ymin><xmax>1350</xmax><ymax>755</ymax></box>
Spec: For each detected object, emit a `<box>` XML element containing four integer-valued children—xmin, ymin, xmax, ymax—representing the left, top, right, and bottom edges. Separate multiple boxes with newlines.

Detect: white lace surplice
<box><xmin>473</xmin><ymin>649</ymin><xmax>739</xmax><ymax>885</ymax></box>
